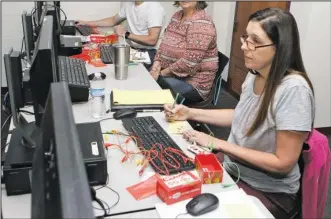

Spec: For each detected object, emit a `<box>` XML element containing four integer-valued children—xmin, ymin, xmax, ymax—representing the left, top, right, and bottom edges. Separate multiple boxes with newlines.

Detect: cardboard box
<box><xmin>156</xmin><ymin>171</ymin><xmax>201</xmax><ymax>205</ymax></box>
<box><xmin>195</xmin><ymin>154</ymin><xmax>223</xmax><ymax>184</ymax></box>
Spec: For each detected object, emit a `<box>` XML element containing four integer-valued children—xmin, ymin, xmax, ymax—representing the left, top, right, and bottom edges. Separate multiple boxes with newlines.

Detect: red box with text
<box><xmin>156</xmin><ymin>171</ymin><xmax>201</xmax><ymax>205</ymax></box>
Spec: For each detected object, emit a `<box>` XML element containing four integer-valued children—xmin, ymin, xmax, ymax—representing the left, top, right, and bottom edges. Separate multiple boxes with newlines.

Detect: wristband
<box><xmin>125</xmin><ymin>31</ymin><xmax>130</xmax><ymax>39</ymax></box>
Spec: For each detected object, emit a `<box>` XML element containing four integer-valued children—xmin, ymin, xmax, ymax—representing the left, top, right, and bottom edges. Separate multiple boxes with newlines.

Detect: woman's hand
<box><xmin>183</xmin><ymin>130</ymin><xmax>215</xmax><ymax>148</ymax></box>
<box><xmin>164</xmin><ymin>104</ymin><xmax>191</xmax><ymax>121</ymax></box>
<box><xmin>114</xmin><ymin>25</ymin><xmax>126</xmax><ymax>36</ymax></box>
<box><xmin>150</xmin><ymin>61</ymin><xmax>161</xmax><ymax>80</ymax></box>
<box><xmin>75</xmin><ymin>20</ymin><xmax>91</xmax><ymax>26</ymax></box>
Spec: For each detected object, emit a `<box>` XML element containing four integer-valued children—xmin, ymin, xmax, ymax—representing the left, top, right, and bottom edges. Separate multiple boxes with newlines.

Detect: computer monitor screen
<box><xmin>29</xmin><ymin>15</ymin><xmax>58</xmax><ymax>126</ymax></box>
<box><xmin>22</xmin><ymin>11</ymin><xmax>35</xmax><ymax>62</ymax></box>
<box><xmin>4</xmin><ymin>49</ymin><xmax>24</xmax><ymax>113</ymax></box>
<box><xmin>31</xmin><ymin>82</ymin><xmax>94</xmax><ymax>219</ymax></box>
<box><xmin>3</xmin><ymin>49</ymin><xmax>37</xmax><ymax>147</ymax></box>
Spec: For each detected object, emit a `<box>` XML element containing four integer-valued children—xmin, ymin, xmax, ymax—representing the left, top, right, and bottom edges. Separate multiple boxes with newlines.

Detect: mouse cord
<box><xmin>175</xmin><ymin>212</ymin><xmax>188</xmax><ymax>218</ymax></box>
<box><xmin>98</xmin><ymin>117</ymin><xmax>114</xmax><ymax>123</ymax></box>
<box><xmin>221</xmin><ymin>161</ymin><xmax>241</xmax><ymax>188</ymax></box>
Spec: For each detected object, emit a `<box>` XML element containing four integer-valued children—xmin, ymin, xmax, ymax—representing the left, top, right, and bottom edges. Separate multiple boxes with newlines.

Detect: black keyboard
<box><xmin>76</xmin><ymin>25</ymin><xmax>99</xmax><ymax>36</ymax></box>
<box><xmin>58</xmin><ymin>56</ymin><xmax>90</xmax><ymax>102</ymax></box>
<box><xmin>122</xmin><ymin>116</ymin><xmax>196</xmax><ymax>175</ymax></box>
<box><xmin>100</xmin><ymin>44</ymin><xmax>114</xmax><ymax>64</ymax></box>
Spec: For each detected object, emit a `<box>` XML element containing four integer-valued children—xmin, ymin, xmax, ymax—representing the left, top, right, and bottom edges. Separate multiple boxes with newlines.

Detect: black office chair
<box><xmin>186</xmin><ymin>51</ymin><xmax>229</xmax><ymax>135</ymax></box>
<box><xmin>187</xmin><ymin>51</ymin><xmax>229</xmax><ymax>108</ymax></box>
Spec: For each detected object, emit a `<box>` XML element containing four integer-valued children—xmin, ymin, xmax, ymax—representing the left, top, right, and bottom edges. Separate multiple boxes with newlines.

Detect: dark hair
<box><xmin>246</xmin><ymin>7</ymin><xmax>314</xmax><ymax>136</ymax></box>
<box><xmin>173</xmin><ymin>1</ymin><xmax>208</xmax><ymax>10</ymax></box>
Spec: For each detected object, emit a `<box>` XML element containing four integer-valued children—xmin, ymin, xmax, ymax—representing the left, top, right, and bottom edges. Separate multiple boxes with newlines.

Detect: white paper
<box><xmin>155</xmin><ymin>189</ymin><xmax>269</xmax><ymax>218</ymax></box>
<box><xmin>130</xmin><ymin>49</ymin><xmax>151</xmax><ymax>64</ymax></box>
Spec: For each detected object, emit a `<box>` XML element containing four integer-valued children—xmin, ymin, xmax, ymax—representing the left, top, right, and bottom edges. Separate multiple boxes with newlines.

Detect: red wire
<box><xmin>106</xmin><ymin>135</ymin><xmax>195</xmax><ymax>176</ymax></box>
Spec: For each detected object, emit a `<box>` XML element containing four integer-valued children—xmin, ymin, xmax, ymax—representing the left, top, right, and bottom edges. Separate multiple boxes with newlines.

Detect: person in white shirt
<box><xmin>77</xmin><ymin>1</ymin><xmax>165</xmax><ymax>69</ymax></box>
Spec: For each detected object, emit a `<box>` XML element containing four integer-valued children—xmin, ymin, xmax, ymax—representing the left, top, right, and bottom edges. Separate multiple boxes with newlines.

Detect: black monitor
<box><xmin>22</xmin><ymin>11</ymin><xmax>35</xmax><ymax>63</ymax></box>
<box><xmin>31</xmin><ymin>82</ymin><xmax>94</xmax><ymax>219</ymax></box>
<box><xmin>29</xmin><ymin>15</ymin><xmax>58</xmax><ymax>126</ymax></box>
<box><xmin>4</xmin><ymin>49</ymin><xmax>37</xmax><ymax>148</ymax></box>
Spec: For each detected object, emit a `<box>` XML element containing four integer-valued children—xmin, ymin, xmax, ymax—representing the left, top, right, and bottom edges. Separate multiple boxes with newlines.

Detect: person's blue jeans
<box><xmin>157</xmin><ymin>76</ymin><xmax>203</xmax><ymax>104</ymax></box>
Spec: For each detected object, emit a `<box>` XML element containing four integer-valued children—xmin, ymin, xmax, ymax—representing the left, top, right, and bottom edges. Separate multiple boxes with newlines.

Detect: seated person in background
<box><xmin>77</xmin><ymin>1</ymin><xmax>165</xmax><ymax>69</ymax></box>
<box><xmin>164</xmin><ymin>8</ymin><xmax>315</xmax><ymax>219</ymax></box>
<box><xmin>150</xmin><ymin>1</ymin><xmax>218</xmax><ymax>104</ymax></box>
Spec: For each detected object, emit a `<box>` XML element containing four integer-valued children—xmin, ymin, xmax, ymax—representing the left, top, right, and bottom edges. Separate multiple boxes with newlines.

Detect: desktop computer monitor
<box><xmin>22</xmin><ymin>11</ymin><xmax>35</xmax><ymax>63</ymax></box>
<box><xmin>31</xmin><ymin>82</ymin><xmax>94</xmax><ymax>219</ymax></box>
<box><xmin>3</xmin><ymin>48</ymin><xmax>37</xmax><ymax>147</ymax></box>
<box><xmin>29</xmin><ymin>15</ymin><xmax>58</xmax><ymax>126</ymax></box>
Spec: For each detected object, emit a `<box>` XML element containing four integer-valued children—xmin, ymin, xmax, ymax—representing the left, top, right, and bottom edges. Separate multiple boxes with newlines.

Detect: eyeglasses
<box><xmin>240</xmin><ymin>34</ymin><xmax>275</xmax><ymax>51</ymax></box>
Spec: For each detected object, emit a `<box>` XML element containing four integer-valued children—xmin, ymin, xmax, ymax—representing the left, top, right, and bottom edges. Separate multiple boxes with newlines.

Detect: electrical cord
<box><xmin>175</xmin><ymin>212</ymin><xmax>188</xmax><ymax>218</ymax></box>
<box><xmin>43</xmin><ymin>4</ymin><xmax>67</xmax><ymax>29</ymax></box>
<box><xmin>98</xmin><ymin>117</ymin><xmax>114</xmax><ymax>123</ymax></box>
<box><xmin>18</xmin><ymin>110</ymin><xmax>34</xmax><ymax>115</ymax></box>
<box><xmin>1</xmin><ymin>114</ymin><xmax>12</xmax><ymax>133</ymax></box>
<box><xmin>221</xmin><ymin>161</ymin><xmax>240</xmax><ymax>188</ymax></box>
<box><xmin>92</xmin><ymin>174</ymin><xmax>120</xmax><ymax>219</ymax></box>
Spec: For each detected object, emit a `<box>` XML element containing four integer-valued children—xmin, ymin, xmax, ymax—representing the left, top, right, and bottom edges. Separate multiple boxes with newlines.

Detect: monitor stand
<box><xmin>5</xmin><ymin>122</ymin><xmax>41</xmax><ymax>168</ymax></box>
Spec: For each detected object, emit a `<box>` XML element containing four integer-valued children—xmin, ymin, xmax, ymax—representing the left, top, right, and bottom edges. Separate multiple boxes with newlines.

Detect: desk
<box><xmin>1</xmin><ymin>63</ymin><xmax>272</xmax><ymax>218</ymax></box>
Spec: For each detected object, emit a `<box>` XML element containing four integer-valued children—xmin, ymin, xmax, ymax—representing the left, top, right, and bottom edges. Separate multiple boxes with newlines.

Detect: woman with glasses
<box><xmin>164</xmin><ymin>8</ymin><xmax>315</xmax><ymax>219</ymax></box>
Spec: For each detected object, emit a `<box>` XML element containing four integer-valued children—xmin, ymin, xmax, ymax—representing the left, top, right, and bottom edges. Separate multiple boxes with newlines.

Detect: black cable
<box><xmin>93</xmin><ymin>174</ymin><xmax>120</xmax><ymax>219</ymax></box>
<box><xmin>1</xmin><ymin>114</ymin><xmax>12</xmax><ymax>133</ymax></box>
<box><xmin>43</xmin><ymin>4</ymin><xmax>67</xmax><ymax>29</ymax></box>
<box><xmin>95</xmin><ymin>198</ymin><xmax>107</xmax><ymax>219</ymax></box>
<box><xmin>96</xmin><ymin>174</ymin><xmax>109</xmax><ymax>190</ymax></box>
<box><xmin>18</xmin><ymin>110</ymin><xmax>34</xmax><ymax>115</ymax></box>
<box><xmin>1</xmin><ymin>142</ymin><xmax>9</xmax><ymax>152</ymax></box>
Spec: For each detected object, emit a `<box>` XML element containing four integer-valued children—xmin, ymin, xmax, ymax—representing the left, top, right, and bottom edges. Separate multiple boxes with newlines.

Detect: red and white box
<box><xmin>156</xmin><ymin>171</ymin><xmax>201</xmax><ymax>205</ymax></box>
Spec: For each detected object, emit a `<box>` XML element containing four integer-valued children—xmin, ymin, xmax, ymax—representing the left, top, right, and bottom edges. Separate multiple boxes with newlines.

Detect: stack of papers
<box><xmin>112</xmin><ymin>89</ymin><xmax>174</xmax><ymax>105</ymax></box>
<box><xmin>130</xmin><ymin>49</ymin><xmax>151</xmax><ymax>64</ymax></box>
<box><xmin>155</xmin><ymin>189</ymin><xmax>268</xmax><ymax>218</ymax></box>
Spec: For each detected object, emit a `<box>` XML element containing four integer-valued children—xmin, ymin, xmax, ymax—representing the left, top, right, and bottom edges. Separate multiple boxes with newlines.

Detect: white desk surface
<box><xmin>1</xmin><ymin>63</ymin><xmax>271</xmax><ymax>218</ymax></box>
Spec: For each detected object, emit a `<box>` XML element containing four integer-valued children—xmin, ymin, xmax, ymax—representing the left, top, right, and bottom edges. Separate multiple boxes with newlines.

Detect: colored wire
<box><xmin>221</xmin><ymin>161</ymin><xmax>241</xmax><ymax>188</ymax></box>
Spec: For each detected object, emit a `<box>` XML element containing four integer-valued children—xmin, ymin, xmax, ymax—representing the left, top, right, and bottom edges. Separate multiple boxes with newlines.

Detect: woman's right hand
<box><xmin>75</xmin><ymin>20</ymin><xmax>90</xmax><ymax>26</ymax></box>
<box><xmin>164</xmin><ymin>104</ymin><xmax>191</xmax><ymax>121</ymax></box>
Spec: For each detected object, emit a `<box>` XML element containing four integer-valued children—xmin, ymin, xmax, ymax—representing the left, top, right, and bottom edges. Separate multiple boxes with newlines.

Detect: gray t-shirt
<box><xmin>224</xmin><ymin>73</ymin><xmax>315</xmax><ymax>194</ymax></box>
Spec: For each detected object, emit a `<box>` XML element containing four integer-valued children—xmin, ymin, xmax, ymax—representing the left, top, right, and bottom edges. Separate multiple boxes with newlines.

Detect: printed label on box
<box><xmin>162</xmin><ymin>172</ymin><xmax>196</xmax><ymax>188</ymax></box>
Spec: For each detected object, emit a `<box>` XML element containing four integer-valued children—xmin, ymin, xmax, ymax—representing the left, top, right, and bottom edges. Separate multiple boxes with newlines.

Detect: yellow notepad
<box><xmin>112</xmin><ymin>89</ymin><xmax>174</xmax><ymax>105</ymax></box>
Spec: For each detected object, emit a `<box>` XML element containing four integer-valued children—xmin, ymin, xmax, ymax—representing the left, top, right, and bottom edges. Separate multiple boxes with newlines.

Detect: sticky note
<box><xmin>168</xmin><ymin>121</ymin><xmax>190</xmax><ymax>134</ymax></box>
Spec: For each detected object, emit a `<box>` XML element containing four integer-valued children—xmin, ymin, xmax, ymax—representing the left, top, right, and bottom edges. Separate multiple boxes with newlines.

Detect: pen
<box><xmin>179</xmin><ymin>97</ymin><xmax>186</xmax><ymax>105</ymax></box>
<box><xmin>171</xmin><ymin>93</ymin><xmax>179</xmax><ymax>109</ymax></box>
<box><xmin>136</xmin><ymin>109</ymin><xmax>162</xmax><ymax>112</ymax></box>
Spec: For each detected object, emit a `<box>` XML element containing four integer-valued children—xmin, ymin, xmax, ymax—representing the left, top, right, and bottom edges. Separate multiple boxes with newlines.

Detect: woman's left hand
<box><xmin>151</xmin><ymin>70</ymin><xmax>160</xmax><ymax>80</ymax></box>
<box><xmin>183</xmin><ymin>130</ymin><xmax>215</xmax><ymax>148</ymax></box>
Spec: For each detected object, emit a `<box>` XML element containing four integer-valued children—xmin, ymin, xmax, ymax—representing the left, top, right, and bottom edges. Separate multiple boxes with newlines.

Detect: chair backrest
<box><xmin>187</xmin><ymin>51</ymin><xmax>229</xmax><ymax>108</ymax></box>
<box><xmin>300</xmin><ymin>129</ymin><xmax>331</xmax><ymax>219</ymax></box>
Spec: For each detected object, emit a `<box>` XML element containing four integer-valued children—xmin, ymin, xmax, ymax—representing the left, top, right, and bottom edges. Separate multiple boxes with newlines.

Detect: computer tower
<box><xmin>3</xmin><ymin>122</ymin><xmax>107</xmax><ymax>196</ymax></box>
<box><xmin>59</xmin><ymin>35</ymin><xmax>82</xmax><ymax>56</ymax></box>
<box><xmin>60</xmin><ymin>19</ymin><xmax>76</xmax><ymax>35</ymax></box>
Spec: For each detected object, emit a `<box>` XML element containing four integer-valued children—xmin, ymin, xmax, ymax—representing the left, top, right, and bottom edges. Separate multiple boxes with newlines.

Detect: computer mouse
<box><xmin>186</xmin><ymin>193</ymin><xmax>219</xmax><ymax>216</ymax></box>
<box><xmin>113</xmin><ymin>108</ymin><xmax>137</xmax><ymax>120</ymax></box>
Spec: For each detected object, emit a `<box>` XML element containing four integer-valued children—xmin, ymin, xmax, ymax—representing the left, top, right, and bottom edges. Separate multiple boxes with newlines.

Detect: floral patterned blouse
<box><xmin>154</xmin><ymin>9</ymin><xmax>218</xmax><ymax>99</ymax></box>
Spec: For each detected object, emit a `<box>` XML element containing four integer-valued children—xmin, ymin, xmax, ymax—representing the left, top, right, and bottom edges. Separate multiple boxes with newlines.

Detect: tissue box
<box><xmin>195</xmin><ymin>154</ymin><xmax>223</xmax><ymax>184</ymax></box>
<box><xmin>156</xmin><ymin>171</ymin><xmax>201</xmax><ymax>205</ymax></box>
